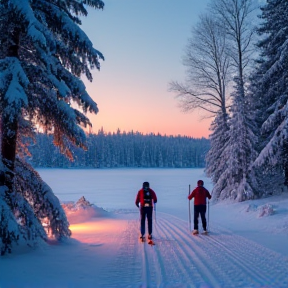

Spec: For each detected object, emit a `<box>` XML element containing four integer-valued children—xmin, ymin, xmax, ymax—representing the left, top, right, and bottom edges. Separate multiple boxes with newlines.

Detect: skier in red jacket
<box><xmin>188</xmin><ymin>180</ymin><xmax>211</xmax><ymax>235</ymax></box>
<box><xmin>135</xmin><ymin>181</ymin><xmax>157</xmax><ymax>241</ymax></box>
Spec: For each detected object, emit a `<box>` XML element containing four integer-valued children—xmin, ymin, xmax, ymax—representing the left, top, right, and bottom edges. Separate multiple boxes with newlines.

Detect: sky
<box><xmin>80</xmin><ymin>0</ymin><xmax>211</xmax><ymax>138</ymax></box>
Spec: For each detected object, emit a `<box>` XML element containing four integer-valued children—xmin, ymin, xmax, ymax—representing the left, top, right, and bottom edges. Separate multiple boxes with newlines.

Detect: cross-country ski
<box><xmin>147</xmin><ymin>239</ymin><xmax>155</xmax><ymax>246</ymax></box>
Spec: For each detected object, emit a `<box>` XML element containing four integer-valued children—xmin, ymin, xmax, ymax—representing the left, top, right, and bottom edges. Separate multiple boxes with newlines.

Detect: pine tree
<box><xmin>205</xmin><ymin>112</ymin><xmax>230</xmax><ymax>199</ymax></box>
<box><xmin>0</xmin><ymin>0</ymin><xmax>104</xmax><ymax>254</ymax></box>
<box><xmin>210</xmin><ymin>0</ymin><xmax>258</xmax><ymax>201</ymax></box>
<box><xmin>249</xmin><ymin>0</ymin><xmax>288</xmax><ymax>193</ymax></box>
<box><xmin>221</xmin><ymin>82</ymin><xmax>257</xmax><ymax>201</ymax></box>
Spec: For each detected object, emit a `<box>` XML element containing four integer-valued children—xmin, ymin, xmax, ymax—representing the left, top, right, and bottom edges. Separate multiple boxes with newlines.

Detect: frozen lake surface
<box><xmin>37</xmin><ymin>168</ymin><xmax>212</xmax><ymax>219</ymax></box>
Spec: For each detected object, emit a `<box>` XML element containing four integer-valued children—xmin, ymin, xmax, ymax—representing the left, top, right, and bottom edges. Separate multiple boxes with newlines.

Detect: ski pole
<box><xmin>138</xmin><ymin>204</ymin><xmax>141</xmax><ymax>234</ymax></box>
<box><xmin>153</xmin><ymin>201</ymin><xmax>157</xmax><ymax>236</ymax></box>
<box><xmin>154</xmin><ymin>202</ymin><xmax>156</xmax><ymax>223</ymax></box>
<box><xmin>207</xmin><ymin>189</ymin><xmax>213</xmax><ymax>231</ymax></box>
<box><xmin>207</xmin><ymin>200</ymin><xmax>210</xmax><ymax>231</ymax></box>
<box><xmin>188</xmin><ymin>184</ymin><xmax>191</xmax><ymax>232</ymax></box>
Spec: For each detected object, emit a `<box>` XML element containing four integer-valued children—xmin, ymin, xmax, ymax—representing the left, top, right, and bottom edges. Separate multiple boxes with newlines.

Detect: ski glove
<box><xmin>136</xmin><ymin>204</ymin><xmax>139</xmax><ymax>208</ymax></box>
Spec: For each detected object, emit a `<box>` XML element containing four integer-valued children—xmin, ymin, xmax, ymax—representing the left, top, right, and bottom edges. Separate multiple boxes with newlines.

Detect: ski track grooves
<box><xmin>154</xmin><ymin>222</ymin><xmax>198</xmax><ymax>287</ymax></box>
<box><xmin>157</xmin><ymin>217</ymin><xmax>224</xmax><ymax>288</ymax></box>
<box><xmin>110</xmin><ymin>212</ymin><xmax>288</xmax><ymax>288</ymax></box>
<box><xmin>160</xmin><ymin>216</ymin><xmax>256</xmax><ymax>287</ymax></box>
<box><xmin>158</xmin><ymin>213</ymin><xmax>288</xmax><ymax>288</ymax></box>
<box><xmin>208</xmin><ymin>225</ymin><xmax>288</xmax><ymax>287</ymax></box>
<box><xmin>107</xmin><ymin>219</ymin><xmax>142</xmax><ymax>287</ymax></box>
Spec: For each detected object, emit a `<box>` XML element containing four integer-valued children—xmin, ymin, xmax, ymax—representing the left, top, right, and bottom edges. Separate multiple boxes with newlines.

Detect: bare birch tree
<box><xmin>169</xmin><ymin>14</ymin><xmax>233</xmax><ymax>198</ymax></box>
<box><xmin>169</xmin><ymin>14</ymin><xmax>232</xmax><ymax>119</ymax></box>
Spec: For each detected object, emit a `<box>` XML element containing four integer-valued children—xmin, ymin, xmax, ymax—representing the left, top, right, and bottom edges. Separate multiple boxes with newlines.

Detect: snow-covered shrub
<box><xmin>245</xmin><ymin>204</ymin><xmax>258</xmax><ymax>212</ymax></box>
<box><xmin>257</xmin><ymin>204</ymin><xmax>274</xmax><ymax>217</ymax></box>
<box><xmin>245</xmin><ymin>203</ymin><xmax>275</xmax><ymax>217</ymax></box>
<box><xmin>75</xmin><ymin>196</ymin><xmax>92</xmax><ymax>209</ymax></box>
<box><xmin>62</xmin><ymin>196</ymin><xmax>107</xmax><ymax>224</ymax></box>
<box><xmin>62</xmin><ymin>196</ymin><xmax>92</xmax><ymax>213</ymax></box>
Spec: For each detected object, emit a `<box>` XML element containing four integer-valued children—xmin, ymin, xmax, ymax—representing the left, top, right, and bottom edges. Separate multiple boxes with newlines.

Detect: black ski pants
<box><xmin>140</xmin><ymin>206</ymin><xmax>153</xmax><ymax>236</ymax></box>
<box><xmin>194</xmin><ymin>204</ymin><xmax>207</xmax><ymax>231</ymax></box>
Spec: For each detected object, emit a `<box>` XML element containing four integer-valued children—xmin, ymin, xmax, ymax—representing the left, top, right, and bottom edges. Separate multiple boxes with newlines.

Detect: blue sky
<box><xmin>81</xmin><ymin>0</ymin><xmax>211</xmax><ymax>138</ymax></box>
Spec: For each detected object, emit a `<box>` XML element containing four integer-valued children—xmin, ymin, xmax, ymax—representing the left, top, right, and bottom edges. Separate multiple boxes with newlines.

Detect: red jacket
<box><xmin>135</xmin><ymin>188</ymin><xmax>157</xmax><ymax>207</ymax></box>
<box><xmin>188</xmin><ymin>186</ymin><xmax>211</xmax><ymax>205</ymax></box>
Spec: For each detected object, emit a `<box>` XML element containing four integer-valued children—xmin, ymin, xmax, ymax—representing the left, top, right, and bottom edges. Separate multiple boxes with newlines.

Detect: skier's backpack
<box><xmin>143</xmin><ymin>187</ymin><xmax>152</xmax><ymax>207</ymax></box>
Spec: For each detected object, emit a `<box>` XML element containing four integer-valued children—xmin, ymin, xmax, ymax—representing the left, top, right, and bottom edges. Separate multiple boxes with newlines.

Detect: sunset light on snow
<box><xmin>69</xmin><ymin>218</ymin><xmax>127</xmax><ymax>245</ymax></box>
<box><xmin>70</xmin><ymin>219</ymin><xmax>116</xmax><ymax>234</ymax></box>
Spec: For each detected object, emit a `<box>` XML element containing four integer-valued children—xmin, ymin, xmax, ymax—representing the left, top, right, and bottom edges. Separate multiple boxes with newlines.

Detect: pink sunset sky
<box><xmin>81</xmin><ymin>0</ymin><xmax>211</xmax><ymax>138</ymax></box>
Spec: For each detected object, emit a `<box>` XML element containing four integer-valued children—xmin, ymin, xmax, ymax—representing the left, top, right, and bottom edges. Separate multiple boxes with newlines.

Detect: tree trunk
<box><xmin>0</xmin><ymin>28</ymin><xmax>20</xmax><ymax>194</ymax></box>
<box><xmin>1</xmin><ymin>118</ymin><xmax>18</xmax><ymax>192</ymax></box>
<box><xmin>283</xmin><ymin>141</ymin><xmax>288</xmax><ymax>186</ymax></box>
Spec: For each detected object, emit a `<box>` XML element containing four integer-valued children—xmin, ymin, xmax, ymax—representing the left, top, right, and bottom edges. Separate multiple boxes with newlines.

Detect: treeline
<box><xmin>27</xmin><ymin>130</ymin><xmax>210</xmax><ymax>168</ymax></box>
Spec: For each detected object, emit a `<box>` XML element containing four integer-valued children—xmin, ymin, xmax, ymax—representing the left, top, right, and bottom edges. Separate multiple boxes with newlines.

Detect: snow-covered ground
<box><xmin>0</xmin><ymin>168</ymin><xmax>288</xmax><ymax>288</ymax></box>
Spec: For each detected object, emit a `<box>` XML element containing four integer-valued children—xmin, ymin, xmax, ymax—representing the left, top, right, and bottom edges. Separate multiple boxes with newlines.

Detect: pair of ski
<box><xmin>140</xmin><ymin>236</ymin><xmax>155</xmax><ymax>246</ymax></box>
<box><xmin>192</xmin><ymin>230</ymin><xmax>208</xmax><ymax>236</ymax></box>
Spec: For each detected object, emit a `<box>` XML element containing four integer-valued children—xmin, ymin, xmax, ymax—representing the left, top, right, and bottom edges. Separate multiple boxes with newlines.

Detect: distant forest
<box><xmin>27</xmin><ymin>130</ymin><xmax>210</xmax><ymax>168</ymax></box>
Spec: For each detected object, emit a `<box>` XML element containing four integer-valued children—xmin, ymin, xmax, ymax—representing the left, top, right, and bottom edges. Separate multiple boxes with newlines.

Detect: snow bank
<box><xmin>246</xmin><ymin>203</ymin><xmax>275</xmax><ymax>217</ymax></box>
<box><xmin>62</xmin><ymin>196</ymin><xmax>108</xmax><ymax>224</ymax></box>
<box><xmin>257</xmin><ymin>204</ymin><xmax>275</xmax><ymax>217</ymax></box>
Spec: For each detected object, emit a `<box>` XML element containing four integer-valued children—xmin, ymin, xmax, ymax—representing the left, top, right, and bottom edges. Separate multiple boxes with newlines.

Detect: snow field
<box><xmin>1</xmin><ymin>168</ymin><xmax>288</xmax><ymax>288</ymax></box>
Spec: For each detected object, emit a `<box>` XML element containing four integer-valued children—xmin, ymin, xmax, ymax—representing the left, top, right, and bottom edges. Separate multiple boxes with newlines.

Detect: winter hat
<box><xmin>143</xmin><ymin>181</ymin><xmax>150</xmax><ymax>188</ymax></box>
<box><xmin>197</xmin><ymin>180</ymin><xmax>204</xmax><ymax>186</ymax></box>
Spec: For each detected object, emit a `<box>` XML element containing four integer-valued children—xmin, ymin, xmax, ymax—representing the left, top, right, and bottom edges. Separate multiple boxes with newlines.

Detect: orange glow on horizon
<box><xmin>83</xmin><ymin>77</ymin><xmax>212</xmax><ymax>139</ymax></box>
<box><xmin>87</xmin><ymin>111</ymin><xmax>211</xmax><ymax>139</ymax></box>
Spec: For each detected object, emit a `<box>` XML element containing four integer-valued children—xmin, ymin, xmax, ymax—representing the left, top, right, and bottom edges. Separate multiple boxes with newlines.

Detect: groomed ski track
<box><xmin>104</xmin><ymin>211</ymin><xmax>288</xmax><ymax>288</ymax></box>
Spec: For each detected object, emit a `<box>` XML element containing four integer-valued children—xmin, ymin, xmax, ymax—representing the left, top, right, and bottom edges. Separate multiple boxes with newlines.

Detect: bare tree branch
<box><xmin>169</xmin><ymin>14</ymin><xmax>232</xmax><ymax>119</ymax></box>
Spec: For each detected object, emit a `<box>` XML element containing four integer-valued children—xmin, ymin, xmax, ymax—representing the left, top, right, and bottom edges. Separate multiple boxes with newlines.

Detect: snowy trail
<box><xmin>104</xmin><ymin>211</ymin><xmax>288</xmax><ymax>288</ymax></box>
<box><xmin>156</xmin><ymin>214</ymin><xmax>288</xmax><ymax>287</ymax></box>
<box><xmin>1</xmin><ymin>210</ymin><xmax>288</xmax><ymax>288</ymax></box>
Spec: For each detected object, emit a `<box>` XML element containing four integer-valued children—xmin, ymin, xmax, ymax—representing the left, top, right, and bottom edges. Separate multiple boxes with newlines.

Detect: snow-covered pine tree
<box><xmin>205</xmin><ymin>112</ymin><xmax>230</xmax><ymax>200</ymax></box>
<box><xmin>14</xmin><ymin>158</ymin><xmax>71</xmax><ymax>240</ymax></box>
<box><xmin>220</xmin><ymin>80</ymin><xmax>258</xmax><ymax>201</ymax></box>
<box><xmin>248</xmin><ymin>0</ymin><xmax>288</xmax><ymax>195</ymax></box>
<box><xmin>209</xmin><ymin>0</ymin><xmax>258</xmax><ymax>201</ymax></box>
<box><xmin>0</xmin><ymin>0</ymin><xmax>104</xmax><ymax>254</ymax></box>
